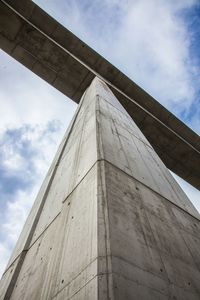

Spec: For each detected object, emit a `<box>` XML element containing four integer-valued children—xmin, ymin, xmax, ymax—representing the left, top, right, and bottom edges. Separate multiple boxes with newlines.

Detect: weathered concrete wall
<box><xmin>0</xmin><ymin>78</ymin><xmax>200</xmax><ymax>299</ymax></box>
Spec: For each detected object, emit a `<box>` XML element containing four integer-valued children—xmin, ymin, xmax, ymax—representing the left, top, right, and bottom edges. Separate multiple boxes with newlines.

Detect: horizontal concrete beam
<box><xmin>0</xmin><ymin>0</ymin><xmax>200</xmax><ymax>190</ymax></box>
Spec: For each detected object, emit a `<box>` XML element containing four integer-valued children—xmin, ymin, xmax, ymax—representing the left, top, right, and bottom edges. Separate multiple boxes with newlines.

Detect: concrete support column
<box><xmin>0</xmin><ymin>77</ymin><xmax>200</xmax><ymax>300</ymax></box>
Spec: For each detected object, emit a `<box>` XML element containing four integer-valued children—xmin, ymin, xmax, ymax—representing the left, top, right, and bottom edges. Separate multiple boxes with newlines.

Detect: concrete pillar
<box><xmin>0</xmin><ymin>77</ymin><xmax>200</xmax><ymax>300</ymax></box>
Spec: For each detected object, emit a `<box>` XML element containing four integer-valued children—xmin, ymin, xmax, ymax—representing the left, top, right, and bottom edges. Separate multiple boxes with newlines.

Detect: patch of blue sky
<box><xmin>0</xmin><ymin>128</ymin><xmax>35</xmax><ymax>218</ymax></box>
<box><xmin>176</xmin><ymin>3</ymin><xmax>200</xmax><ymax>128</ymax></box>
<box><xmin>0</xmin><ymin>170</ymin><xmax>33</xmax><ymax>198</ymax></box>
<box><xmin>0</xmin><ymin>121</ymin><xmax>61</xmax><ymax>214</ymax></box>
<box><xmin>180</xmin><ymin>2</ymin><xmax>200</xmax><ymax>64</ymax></box>
<box><xmin>74</xmin><ymin>0</ymin><xmax>124</xmax><ymax>35</ymax></box>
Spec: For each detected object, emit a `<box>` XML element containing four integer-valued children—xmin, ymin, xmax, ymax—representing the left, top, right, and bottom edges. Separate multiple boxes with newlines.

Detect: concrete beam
<box><xmin>0</xmin><ymin>0</ymin><xmax>200</xmax><ymax>190</ymax></box>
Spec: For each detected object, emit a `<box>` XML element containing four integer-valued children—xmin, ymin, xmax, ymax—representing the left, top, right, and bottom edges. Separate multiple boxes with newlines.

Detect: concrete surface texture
<box><xmin>0</xmin><ymin>77</ymin><xmax>200</xmax><ymax>300</ymax></box>
<box><xmin>0</xmin><ymin>0</ymin><xmax>200</xmax><ymax>190</ymax></box>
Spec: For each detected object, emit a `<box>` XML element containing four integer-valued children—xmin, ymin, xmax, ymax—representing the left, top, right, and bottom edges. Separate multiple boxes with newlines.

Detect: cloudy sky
<box><xmin>0</xmin><ymin>0</ymin><xmax>200</xmax><ymax>277</ymax></box>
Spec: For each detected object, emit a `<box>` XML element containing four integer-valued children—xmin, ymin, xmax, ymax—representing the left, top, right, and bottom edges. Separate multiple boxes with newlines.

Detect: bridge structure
<box><xmin>0</xmin><ymin>1</ymin><xmax>200</xmax><ymax>299</ymax></box>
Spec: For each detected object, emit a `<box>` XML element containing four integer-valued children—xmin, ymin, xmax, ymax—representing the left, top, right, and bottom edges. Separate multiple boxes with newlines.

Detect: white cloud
<box><xmin>0</xmin><ymin>51</ymin><xmax>77</xmax><ymax>131</ymax></box>
<box><xmin>120</xmin><ymin>1</ymin><xmax>199</xmax><ymax>115</ymax></box>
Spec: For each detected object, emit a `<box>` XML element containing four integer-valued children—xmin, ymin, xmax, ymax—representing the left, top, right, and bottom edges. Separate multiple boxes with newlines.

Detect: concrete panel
<box><xmin>8</xmin><ymin>162</ymin><xmax>98</xmax><ymax>300</ymax></box>
<box><xmin>5</xmin><ymin>165</ymin><xmax>55</xmax><ymax>268</ymax></box>
<box><xmin>30</xmin><ymin>83</ymin><xmax>98</xmax><ymax>243</ymax></box>
<box><xmin>103</xmin><ymin>160</ymin><xmax>200</xmax><ymax>299</ymax></box>
<box><xmin>111</xmin><ymin>273</ymin><xmax>169</xmax><ymax>300</ymax></box>
<box><xmin>95</xmin><ymin>81</ymin><xmax>198</xmax><ymax>217</ymax></box>
<box><xmin>9</xmin><ymin>216</ymin><xmax>61</xmax><ymax>300</ymax></box>
<box><xmin>0</xmin><ymin>257</ymin><xmax>20</xmax><ymax>300</ymax></box>
<box><xmin>54</xmin><ymin>276</ymin><xmax>98</xmax><ymax>300</ymax></box>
